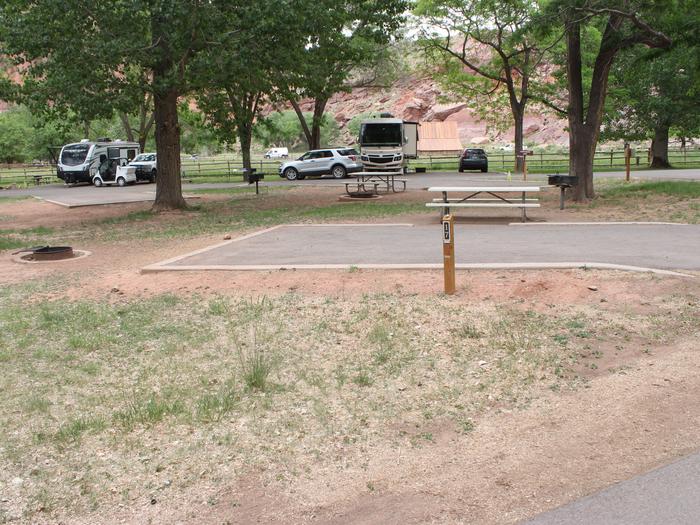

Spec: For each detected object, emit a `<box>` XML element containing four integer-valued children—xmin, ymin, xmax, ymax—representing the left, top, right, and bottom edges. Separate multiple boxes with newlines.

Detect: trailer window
<box><xmin>360</xmin><ymin>123</ymin><xmax>402</xmax><ymax>147</ymax></box>
<box><xmin>127</xmin><ymin>149</ymin><xmax>136</xmax><ymax>161</ymax></box>
<box><xmin>60</xmin><ymin>144</ymin><xmax>90</xmax><ymax>166</ymax></box>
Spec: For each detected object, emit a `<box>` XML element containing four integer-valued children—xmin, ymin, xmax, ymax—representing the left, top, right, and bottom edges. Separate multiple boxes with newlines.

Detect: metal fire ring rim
<box><xmin>338</xmin><ymin>194</ymin><xmax>383</xmax><ymax>202</ymax></box>
<box><xmin>11</xmin><ymin>249</ymin><xmax>92</xmax><ymax>264</ymax></box>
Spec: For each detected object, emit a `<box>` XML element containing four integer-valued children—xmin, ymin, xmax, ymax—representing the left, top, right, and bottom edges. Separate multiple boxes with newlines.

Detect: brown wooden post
<box><xmin>442</xmin><ymin>214</ymin><xmax>455</xmax><ymax>295</ymax></box>
<box><xmin>624</xmin><ymin>143</ymin><xmax>631</xmax><ymax>182</ymax></box>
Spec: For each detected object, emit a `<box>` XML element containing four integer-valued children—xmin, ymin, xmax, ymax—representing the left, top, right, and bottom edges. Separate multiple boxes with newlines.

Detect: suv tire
<box><xmin>331</xmin><ymin>164</ymin><xmax>347</xmax><ymax>179</ymax></box>
<box><xmin>284</xmin><ymin>167</ymin><xmax>299</xmax><ymax>181</ymax></box>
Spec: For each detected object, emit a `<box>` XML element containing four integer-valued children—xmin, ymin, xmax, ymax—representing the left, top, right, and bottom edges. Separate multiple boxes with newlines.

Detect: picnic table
<box><xmin>351</xmin><ymin>170</ymin><xmax>407</xmax><ymax>193</ymax></box>
<box><xmin>426</xmin><ymin>186</ymin><xmax>541</xmax><ymax>222</ymax></box>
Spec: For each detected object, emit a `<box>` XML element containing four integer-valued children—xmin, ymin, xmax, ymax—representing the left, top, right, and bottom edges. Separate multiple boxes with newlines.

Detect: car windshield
<box><xmin>133</xmin><ymin>154</ymin><xmax>155</xmax><ymax>161</ymax></box>
<box><xmin>60</xmin><ymin>144</ymin><xmax>90</xmax><ymax>166</ymax></box>
<box><xmin>360</xmin><ymin>123</ymin><xmax>402</xmax><ymax>147</ymax></box>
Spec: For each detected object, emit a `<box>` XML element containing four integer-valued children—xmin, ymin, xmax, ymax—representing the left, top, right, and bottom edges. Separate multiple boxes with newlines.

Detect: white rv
<box><xmin>56</xmin><ymin>139</ymin><xmax>140</xmax><ymax>184</ymax></box>
<box><xmin>358</xmin><ymin>114</ymin><xmax>418</xmax><ymax>172</ymax></box>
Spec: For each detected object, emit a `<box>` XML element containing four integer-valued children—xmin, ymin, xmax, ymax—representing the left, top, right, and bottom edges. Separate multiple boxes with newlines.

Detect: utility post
<box><xmin>624</xmin><ymin>142</ymin><xmax>632</xmax><ymax>182</ymax></box>
<box><xmin>520</xmin><ymin>150</ymin><xmax>534</xmax><ymax>181</ymax></box>
<box><xmin>442</xmin><ymin>214</ymin><xmax>455</xmax><ymax>295</ymax></box>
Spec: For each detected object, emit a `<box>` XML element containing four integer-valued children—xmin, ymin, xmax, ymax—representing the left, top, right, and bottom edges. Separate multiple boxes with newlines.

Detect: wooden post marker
<box><xmin>442</xmin><ymin>214</ymin><xmax>456</xmax><ymax>295</ymax></box>
<box><xmin>624</xmin><ymin>143</ymin><xmax>632</xmax><ymax>182</ymax></box>
<box><xmin>520</xmin><ymin>150</ymin><xmax>534</xmax><ymax>181</ymax></box>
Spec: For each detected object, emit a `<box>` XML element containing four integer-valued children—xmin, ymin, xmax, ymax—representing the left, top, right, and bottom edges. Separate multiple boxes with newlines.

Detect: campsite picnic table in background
<box><xmin>426</xmin><ymin>186</ymin><xmax>541</xmax><ymax>222</ymax></box>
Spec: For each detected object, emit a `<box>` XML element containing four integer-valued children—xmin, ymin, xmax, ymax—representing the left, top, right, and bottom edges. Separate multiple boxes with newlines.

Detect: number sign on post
<box><xmin>442</xmin><ymin>214</ymin><xmax>455</xmax><ymax>295</ymax></box>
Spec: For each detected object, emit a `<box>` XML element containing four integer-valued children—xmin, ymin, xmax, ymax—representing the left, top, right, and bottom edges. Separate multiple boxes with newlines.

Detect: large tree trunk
<box><xmin>289</xmin><ymin>98</ymin><xmax>313</xmax><ymax>147</ymax></box>
<box><xmin>239</xmin><ymin>122</ymin><xmax>253</xmax><ymax>171</ymax></box>
<box><xmin>566</xmin><ymin>18</ymin><xmax>618</xmax><ymax>201</ymax></box>
<box><xmin>119</xmin><ymin>112</ymin><xmax>136</xmax><ymax>142</ymax></box>
<box><xmin>569</xmin><ymin>123</ymin><xmax>597</xmax><ymax>201</ymax></box>
<box><xmin>153</xmin><ymin>85</ymin><xmax>186</xmax><ymax>211</ymax></box>
<box><xmin>513</xmin><ymin>106</ymin><xmax>525</xmax><ymax>173</ymax></box>
<box><xmin>310</xmin><ymin>97</ymin><xmax>328</xmax><ymax>150</ymax></box>
<box><xmin>290</xmin><ymin>96</ymin><xmax>329</xmax><ymax>150</ymax></box>
<box><xmin>650</xmin><ymin>124</ymin><xmax>671</xmax><ymax>168</ymax></box>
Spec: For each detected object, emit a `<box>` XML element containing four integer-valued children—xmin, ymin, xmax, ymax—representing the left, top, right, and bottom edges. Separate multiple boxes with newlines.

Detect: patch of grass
<box><xmin>195</xmin><ymin>384</ymin><xmax>239</xmax><ymax>422</ymax></box>
<box><xmin>0</xmin><ymin>235</ymin><xmax>26</xmax><ymax>250</ymax></box>
<box><xmin>451</xmin><ymin>322</ymin><xmax>482</xmax><ymax>339</ymax></box>
<box><xmin>53</xmin><ymin>416</ymin><xmax>106</xmax><ymax>444</ymax></box>
<box><xmin>459</xmin><ymin>419</ymin><xmax>475</xmax><ymax>433</ymax></box>
<box><xmin>23</xmin><ymin>395</ymin><xmax>51</xmax><ymax>414</ymax></box>
<box><xmin>114</xmin><ymin>394</ymin><xmax>185</xmax><ymax>429</ymax></box>
<box><xmin>189</xmin><ymin>186</ymin><xmax>294</xmax><ymax>195</ymax></box>
<box><xmin>99</xmin><ymin>209</ymin><xmax>155</xmax><ymax>225</ymax></box>
<box><xmin>238</xmin><ymin>343</ymin><xmax>273</xmax><ymax>392</ymax></box>
<box><xmin>601</xmin><ymin>181</ymin><xmax>700</xmax><ymax>199</ymax></box>
<box><xmin>208</xmin><ymin>297</ymin><xmax>230</xmax><ymax>316</ymax></box>
<box><xmin>352</xmin><ymin>369</ymin><xmax>373</xmax><ymax>387</ymax></box>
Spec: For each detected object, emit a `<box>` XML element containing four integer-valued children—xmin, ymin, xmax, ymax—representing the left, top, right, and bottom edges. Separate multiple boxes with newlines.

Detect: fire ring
<box><xmin>12</xmin><ymin>247</ymin><xmax>91</xmax><ymax>264</ymax></box>
<box><xmin>338</xmin><ymin>193</ymin><xmax>383</xmax><ymax>202</ymax></box>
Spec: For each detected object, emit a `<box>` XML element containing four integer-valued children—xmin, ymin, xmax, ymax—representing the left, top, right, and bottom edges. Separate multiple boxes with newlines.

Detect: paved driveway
<box><xmin>523</xmin><ymin>451</ymin><xmax>700</xmax><ymax>525</ymax></box>
<box><xmin>144</xmin><ymin>223</ymin><xmax>700</xmax><ymax>273</ymax></box>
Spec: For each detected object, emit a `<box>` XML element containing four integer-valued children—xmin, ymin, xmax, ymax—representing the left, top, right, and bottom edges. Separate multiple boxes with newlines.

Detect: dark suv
<box><xmin>458</xmin><ymin>148</ymin><xmax>488</xmax><ymax>173</ymax></box>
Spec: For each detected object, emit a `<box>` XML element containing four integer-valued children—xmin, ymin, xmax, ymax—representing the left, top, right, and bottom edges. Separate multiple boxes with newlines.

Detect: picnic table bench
<box><xmin>354</xmin><ymin>171</ymin><xmax>407</xmax><ymax>193</ymax></box>
<box><xmin>344</xmin><ymin>181</ymin><xmax>381</xmax><ymax>196</ymax></box>
<box><xmin>427</xmin><ymin>186</ymin><xmax>541</xmax><ymax>222</ymax></box>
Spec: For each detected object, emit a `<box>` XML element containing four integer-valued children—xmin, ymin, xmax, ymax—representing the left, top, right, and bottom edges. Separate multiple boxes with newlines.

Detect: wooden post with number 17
<box><xmin>442</xmin><ymin>214</ymin><xmax>455</xmax><ymax>295</ymax></box>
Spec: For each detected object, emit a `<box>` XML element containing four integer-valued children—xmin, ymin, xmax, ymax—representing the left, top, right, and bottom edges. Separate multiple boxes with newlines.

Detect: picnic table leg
<box><xmin>521</xmin><ymin>191</ymin><xmax>526</xmax><ymax>222</ymax></box>
<box><xmin>442</xmin><ymin>191</ymin><xmax>450</xmax><ymax>216</ymax></box>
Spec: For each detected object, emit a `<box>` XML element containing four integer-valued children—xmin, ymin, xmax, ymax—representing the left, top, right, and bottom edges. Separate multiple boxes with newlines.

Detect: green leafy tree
<box><xmin>178</xmin><ymin>102</ymin><xmax>222</xmax><ymax>156</ymax></box>
<box><xmin>0</xmin><ymin>106</ymin><xmax>84</xmax><ymax>163</ymax></box>
<box><xmin>539</xmin><ymin>0</ymin><xmax>673</xmax><ymax>200</ymax></box>
<box><xmin>281</xmin><ymin>0</ymin><xmax>407</xmax><ymax>150</ymax></box>
<box><xmin>194</xmin><ymin>0</ymin><xmax>298</xmax><ymax>170</ymax></box>
<box><xmin>254</xmin><ymin>110</ymin><xmax>340</xmax><ymax>150</ymax></box>
<box><xmin>416</xmin><ymin>0</ymin><xmax>560</xmax><ymax>172</ymax></box>
<box><xmin>603</xmin><ymin>46</ymin><xmax>700</xmax><ymax>167</ymax></box>
<box><xmin>1</xmin><ymin>0</ymin><xmax>237</xmax><ymax>210</ymax></box>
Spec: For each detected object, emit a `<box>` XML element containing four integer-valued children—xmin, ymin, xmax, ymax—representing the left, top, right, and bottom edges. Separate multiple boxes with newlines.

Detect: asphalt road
<box><xmin>523</xmin><ymin>452</ymin><xmax>700</xmax><ymax>525</ymax></box>
<box><xmin>2</xmin><ymin>168</ymin><xmax>700</xmax><ymax>207</ymax></box>
<box><xmin>147</xmin><ymin>223</ymin><xmax>700</xmax><ymax>272</ymax></box>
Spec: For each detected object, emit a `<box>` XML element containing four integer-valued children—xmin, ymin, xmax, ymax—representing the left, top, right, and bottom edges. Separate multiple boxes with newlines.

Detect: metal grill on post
<box><xmin>243</xmin><ymin>168</ymin><xmax>264</xmax><ymax>194</ymax></box>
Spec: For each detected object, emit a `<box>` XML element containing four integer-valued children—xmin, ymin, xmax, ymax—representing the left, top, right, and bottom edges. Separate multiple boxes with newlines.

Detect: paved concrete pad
<box><xmin>144</xmin><ymin>223</ymin><xmax>700</xmax><ymax>273</ymax></box>
<box><xmin>1</xmin><ymin>183</ymin><xmax>200</xmax><ymax>207</ymax></box>
<box><xmin>523</xmin><ymin>452</ymin><xmax>700</xmax><ymax>525</ymax></box>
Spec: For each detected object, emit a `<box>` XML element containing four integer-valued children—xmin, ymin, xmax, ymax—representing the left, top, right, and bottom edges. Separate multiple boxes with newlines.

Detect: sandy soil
<box><xmin>1</xmin><ymin>189</ymin><xmax>699</xmax><ymax>524</ymax></box>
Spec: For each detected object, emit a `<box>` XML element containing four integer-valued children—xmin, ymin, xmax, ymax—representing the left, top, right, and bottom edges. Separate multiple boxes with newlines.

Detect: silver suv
<box><xmin>278</xmin><ymin>148</ymin><xmax>361</xmax><ymax>181</ymax></box>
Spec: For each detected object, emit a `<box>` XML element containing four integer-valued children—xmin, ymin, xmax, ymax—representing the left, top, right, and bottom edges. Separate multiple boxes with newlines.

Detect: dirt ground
<box><xmin>1</xmin><ymin>188</ymin><xmax>699</xmax><ymax>524</ymax></box>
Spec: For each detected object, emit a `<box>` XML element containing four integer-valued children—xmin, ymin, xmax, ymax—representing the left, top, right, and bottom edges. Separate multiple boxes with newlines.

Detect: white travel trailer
<box><xmin>56</xmin><ymin>139</ymin><xmax>140</xmax><ymax>184</ymax></box>
<box><xmin>358</xmin><ymin>114</ymin><xmax>418</xmax><ymax>172</ymax></box>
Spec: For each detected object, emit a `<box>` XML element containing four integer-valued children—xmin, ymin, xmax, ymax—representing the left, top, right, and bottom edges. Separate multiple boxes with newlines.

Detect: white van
<box><xmin>264</xmin><ymin>147</ymin><xmax>289</xmax><ymax>159</ymax></box>
<box><xmin>56</xmin><ymin>139</ymin><xmax>140</xmax><ymax>184</ymax></box>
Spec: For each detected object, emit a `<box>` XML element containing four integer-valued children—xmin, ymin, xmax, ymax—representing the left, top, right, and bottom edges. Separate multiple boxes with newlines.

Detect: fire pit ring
<box><xmin>338</xmin><ymin>193</ymin><xmax>383</xmax><ymax>202</ymax></box>
<box><xmin>11</xmin><ymin>246</ymin><xmax>91</xmax><ymax>264</ymax></box>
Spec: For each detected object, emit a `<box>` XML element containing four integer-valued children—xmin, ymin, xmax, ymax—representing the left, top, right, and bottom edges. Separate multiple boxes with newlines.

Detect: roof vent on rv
<box><xmin>80</xmin><ymin>139</ymin><xmax>90</xmax><ymax>143</ymax></box>
<box><xmin>380</xmin><ymin>112</ymin><xmax>394</xmax><ymax>118</ymax></box>
<box><xmin>96</xmin><ymin>137</ymin><xmax>112</xmax><ymax>142</ymax></box>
